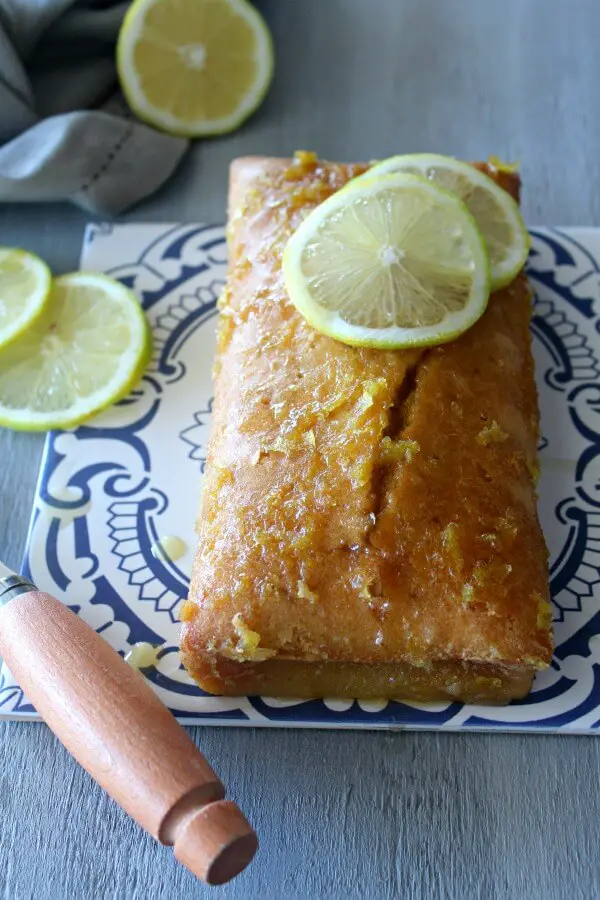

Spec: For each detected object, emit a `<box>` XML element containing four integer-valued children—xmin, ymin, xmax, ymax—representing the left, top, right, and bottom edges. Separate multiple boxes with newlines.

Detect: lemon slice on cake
<box><xmin>0</xmin><ymin>273</ymin><xmax>151</xmax><ymax>431</ymax></box>
<box><xmin>117</xmin><ymin>0</ymin><xmax>274</xmax><ymax>137</ymax></box>
<box><xmin>283</xmin><ymin>172</ymin><xmax>490</xmax><ymax>350</ymax></box>
<box><xmin>0</xmin><ymin>248</ymin><xmax>51</xmax><ymax>351</ymax></box>
<box><xmin>367</xmin><ymin>153</ymin><xmax>529</xmax><ymax>290</ymax></box>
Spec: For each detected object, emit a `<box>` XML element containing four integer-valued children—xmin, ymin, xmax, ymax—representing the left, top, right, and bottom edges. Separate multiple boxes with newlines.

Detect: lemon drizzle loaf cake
<box><xmin>180</xmin><ymin>154</ymin><xmax>552</xmax><ymax>703</ymax></box>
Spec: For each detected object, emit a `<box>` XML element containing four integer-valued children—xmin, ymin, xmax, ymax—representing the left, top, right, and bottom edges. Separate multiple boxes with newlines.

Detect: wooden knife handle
<box><xmin>0</xmin><ymin>585</ymin><xmax>257</xmax><ymax>885</ymax></box>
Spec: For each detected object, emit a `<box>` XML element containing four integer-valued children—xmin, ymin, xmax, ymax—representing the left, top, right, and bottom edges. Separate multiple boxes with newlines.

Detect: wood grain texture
<box><xmin>1</xmin><ymin>1</ymin><xmax>600</xmax><ymax>897</ymax></box>
<box><xmin>0</xmin><ymin>590</ymin><xmax>257</xmax><ymax>884</ymax></box>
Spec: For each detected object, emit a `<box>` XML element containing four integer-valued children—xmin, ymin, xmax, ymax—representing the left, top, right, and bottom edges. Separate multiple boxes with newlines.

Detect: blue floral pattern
<box><xmin>2</xmin><ymin>223</ymin><xmax>600</xmax><ymax>733</ymax></box>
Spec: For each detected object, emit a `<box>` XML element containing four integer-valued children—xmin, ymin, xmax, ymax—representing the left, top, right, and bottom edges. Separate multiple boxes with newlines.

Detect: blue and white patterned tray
<box><xmin>2</xmin><ymin>223</ymin><xmax>600</xmax><ymax>733</ymax></box>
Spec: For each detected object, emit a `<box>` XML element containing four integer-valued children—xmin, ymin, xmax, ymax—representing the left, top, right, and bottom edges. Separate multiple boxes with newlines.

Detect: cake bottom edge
<box><xmin>182</xmin><ymin>655</ymin><xmax>539</xmax><ymax>705</ymax></box>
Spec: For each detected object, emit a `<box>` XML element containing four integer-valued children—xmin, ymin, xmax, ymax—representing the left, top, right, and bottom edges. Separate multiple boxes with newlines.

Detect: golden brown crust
<box><xmin>180</xmin><ymin>154</ymin><xmax>552</xmax><ymax>701</ymax></box>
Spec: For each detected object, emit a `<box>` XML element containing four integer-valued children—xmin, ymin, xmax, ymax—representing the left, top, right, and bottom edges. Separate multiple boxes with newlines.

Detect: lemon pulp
<box><xmin>283</xmin><ymin>172</ymin><xmax>490</xmax><ymax>349</ymax></box>
<box><xmin>0</xmin><ymin>248</ymin><xmax>51</xmax><ymax>350</ymax></box>
<box><xmin>367</xmin><ymin>153</ymin><xmax>529</xmax><ymax>290</ymax></box>
<box><xmin>117</xmin><ymin>0</ymin><xmax>274</xmax><ymax>136</ymax></box>
<box><xmin>0</xmin><ymin>273</ymin><xmax>151</xmax><ymax>431</ymax></box>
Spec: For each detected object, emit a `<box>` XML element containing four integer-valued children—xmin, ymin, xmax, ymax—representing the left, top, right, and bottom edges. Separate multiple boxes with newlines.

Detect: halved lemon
<box><xmin>0</xmin><ymin>248</ymin><xmax>51</xmax><ymax>351</ymax></box>
<box><xmin>367</xmin><ymin>153</ymin><xmax>529</xmax><ymax>290</ymax></box>
<box><xmin>283</xmin><ymin>172</ymin><xmax>490</xmax><ymax>350</ymax></box>
<box><xmin>0</xmin><ymin>273</ymin><xmax>151</xmax><ymax>431</ymax></box>
<box><xmin>117</xmin><ymin>0</ymin><xmax>274</xmax><ymax>137</ymax></box>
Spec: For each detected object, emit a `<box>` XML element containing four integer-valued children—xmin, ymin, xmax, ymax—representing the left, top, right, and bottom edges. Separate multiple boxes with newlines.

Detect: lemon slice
<box><xmin>367</xmin><ymin>153</ymin><xmax>529</xmax><ymax>290</ymax></box>
<box><xmin>283</xmin><ymin>172</ymin><xmax>490</xmax><ymax>350</ymax></box>
<box><xmin>0</xmin><ymin>273</ymin><xmax>151</xmax><ymax>431</ymax></box>
<box><xmin>0</xmin><ymin>248</ymin><xmax>51</xmax><ymax>351</ymax></box>
<box><xmin>117</xmin><ymin>0</ymin><xmax>274</xmax><ymax>137</ymax></box>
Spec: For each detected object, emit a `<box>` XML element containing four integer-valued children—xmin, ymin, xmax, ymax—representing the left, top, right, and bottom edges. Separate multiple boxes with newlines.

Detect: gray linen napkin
<box><xmin>0</xmin><ymin>0</ymin><xmax>189</xmax><ymax>215</ymax></box>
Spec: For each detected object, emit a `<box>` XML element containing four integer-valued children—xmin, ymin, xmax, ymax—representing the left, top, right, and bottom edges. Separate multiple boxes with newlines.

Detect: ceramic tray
<box><xmin>2</xmin><ymin>223</ymin><xmax>600</xmax><ymax>733</ymax></box>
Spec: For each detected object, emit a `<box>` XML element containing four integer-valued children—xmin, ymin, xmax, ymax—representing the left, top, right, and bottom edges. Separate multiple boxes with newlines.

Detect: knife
<box><xmin>0</xmin><ymin>561</ymin><xmax>257</xmax><ymax>885</ymax></box>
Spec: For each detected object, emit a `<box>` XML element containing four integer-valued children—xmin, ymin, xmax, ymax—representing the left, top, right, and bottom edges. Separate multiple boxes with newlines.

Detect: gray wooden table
<box><xmin>1</xmin><ymin>2</ymin><xmax>599</xmax><ymax>897</ymax></box>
